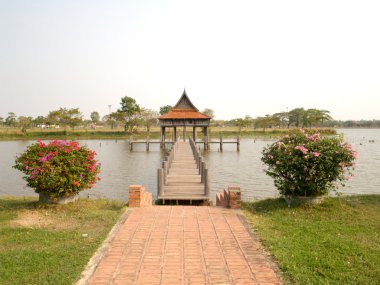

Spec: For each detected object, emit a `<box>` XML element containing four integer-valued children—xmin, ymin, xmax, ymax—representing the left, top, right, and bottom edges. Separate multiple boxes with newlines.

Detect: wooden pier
<box><xmin>129</xmin><ymin>136</ymin><xmax>240</xmax><ymax>151</ymax></box>
<box><xmin>195</xmin><ymin>136</ymin><xmax>240</xmax><ymax>151</ymax></box>
<box><xmin>128</xmin><ymin>137</ymin><xmax>174</xmax><ymax>151</ymax></box>
<box><xmin>157</xmin><ymin>138</ymin><xmax>210</xmax><ymax>204</ymax></box>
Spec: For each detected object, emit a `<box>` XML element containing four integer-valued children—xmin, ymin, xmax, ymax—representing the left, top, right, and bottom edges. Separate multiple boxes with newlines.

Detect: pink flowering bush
<box><xmin>14</xmin><ymin>140</ymin><xmax>101</xmax><ymax>202</ymax></box>
<box><xmin>262</xmin><ymin>130</ymin><xmax>357</xmax><ymax>197</ymax></box>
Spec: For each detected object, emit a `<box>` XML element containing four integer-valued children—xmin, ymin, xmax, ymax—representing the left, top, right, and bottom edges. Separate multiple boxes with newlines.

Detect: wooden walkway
<box><xmin>157</xmin><ymin>140</ymin><xmax>210</xmax><ymax>203</ymax></box>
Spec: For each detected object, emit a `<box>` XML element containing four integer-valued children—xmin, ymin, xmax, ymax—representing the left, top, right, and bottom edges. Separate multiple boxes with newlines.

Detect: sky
<box><xmin>0</xmin><ymin>0</ymin><xmax>379</xmax><ymax>121</ymax></box>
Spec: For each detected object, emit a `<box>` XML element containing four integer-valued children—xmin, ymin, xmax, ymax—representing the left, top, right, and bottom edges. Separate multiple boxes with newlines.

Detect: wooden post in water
<box><xmin>220</xmin><ymin>136</ymin><xmax>223</xmax><ymax>152</ymax></box>
<box><xmin>204</xmin><ymin>168</ymin><xmax>210</xmax><ymax>197</ymax></box>
<box><xmin>160</xmin><ymin>127</ymin><xmax>163</xmax><ymax>150</ymax></box>
<box><xmin>129</xmin><ymin>136</ymin><xmax>133</xmax><ymax>151</ymax></box>
<box><xmin>157</xmin><ymin>168</ymin><xmax>163</xmax><ymax>196</ymax></box>
<box><xmin>146</xmin><ymin>136</ymin><xmax>149</xmax><ymax>151</ymax></box>
<box><xmin>237</xmin><ymin>136</ymin><xmax>240</xmax><ymax>152</ymax></box>
<box><xmin>163</xmin><ymin>161</ymin><xmax>168</xmax><ymax>184</ymax></box>
<box><xmin>201</xmin><ymin>161</ymin><xmax>206</xmax><ymax>183</ymax></box>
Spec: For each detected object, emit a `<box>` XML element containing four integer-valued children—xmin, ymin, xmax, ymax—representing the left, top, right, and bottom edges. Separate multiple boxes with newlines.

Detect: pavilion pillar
<box><xmin>193</xmin><ymin>126</ymin><xmax>197</xmax><ymax>142</ymax></box>
<box><xmin>160</xmin><ymin>126</ymin><xmax>163</xmax><ymax>149</ymax></box>
<box><xmin>183</xmin><ymin>126</ymin><xmax>186</xmax><ymax>142</ymax></box>
<box><xmin>173</xmin><ymin>127</ymin><xmax>177</xmax><ymax>142</ymax></box>
<box><xmin>203</xmin><ymin>127</ymin><xmax>209</xmax><ymax>150</ymax></box>
<box><xmin>161</xmin><ymin>127</ymin><xmax>166</xmax><ymax>149</ymax></box>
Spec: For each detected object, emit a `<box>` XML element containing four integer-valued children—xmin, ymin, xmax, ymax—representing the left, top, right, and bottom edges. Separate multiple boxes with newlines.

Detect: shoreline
<box><xmin>0</xmin><ymin>127</ymin><xmax>337</xmax><ymax>141</ymax></box>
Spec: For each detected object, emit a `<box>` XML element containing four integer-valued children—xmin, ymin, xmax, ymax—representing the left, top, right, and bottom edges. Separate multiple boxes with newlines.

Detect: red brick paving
<box><xmin>87</xmin><ymin>206</ymin><xmax>282</xmax><ymax>285</ymax></box>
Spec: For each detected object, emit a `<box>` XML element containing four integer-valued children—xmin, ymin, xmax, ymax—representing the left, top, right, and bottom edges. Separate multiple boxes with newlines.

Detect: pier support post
<box><xmin>204</xmin><ymin>169</ymin><xmax>210</xmax><ymax>197</ymax></box>
<box><xmin>162</xmin><ymin>127</ymin><xmax>166</xmax><ymax>149</ymax></box>
<box><xmin>129</xmin><ymin>136</ymin><xmax>133</xmax><ymax>151</ymax></box>
<box><xmin>220</xmin><ymin>136</ymin><xmax>223</xmax><ymax>152</ymax></box>
<box><xmin>203</xmin><ymin>127</ymin><xmax>209</xmax><ymax>150</ymax></box>
<box><xmin>163</xmin><ymin>161</ymin><xmax>168</xmax><ymax>184</ymax></box>
<box><xmin>183</xmin><ymin>126</ymin><xmax>186</xmax><ymax>142</ymax></box>
<box><xmin>157</xmin><ymin>169</ymin><xmax>163</xmax><ymax>196</ymax></box>
<box><xmin>237</xmin><ymin>136</ymin><xmax>240</xmax><ymax>152</ymax></box>
<box><xmin>201</xmin><ymin>161</ymin><xmax>206</xmax><ymax>183</ymax></box>
<box><xmin>173</xmin><ymin>127</ymin><xmax>177</xmax><ymax>142</ymax></box>
<box><xmin>160</xmin><ymin>127</ymin><xmax>165</xmax><ymax>149</ymax></box>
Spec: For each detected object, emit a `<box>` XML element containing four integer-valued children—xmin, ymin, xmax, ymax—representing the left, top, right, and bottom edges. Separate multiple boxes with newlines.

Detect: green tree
<box><xmin>90</xmin><ymin>111</ymin><xmax>100</xmax><ymax>124</ymax></box>
<box><xmin>47</xmin><ymin>109</ymin><xmax>63</xmax><ymax>126</ymax></box>
<box><xmin>232</xmin><ymin>118</ymin><xmax>246</xmax><ymax>135</ymax></box>
<box><xmin>317</xmin><ymin>109</ymin><xmax>333</xmax><ymax>126</ymax></box>
<box><xmin>288</xmin><ymin>108</ymin><xmax>305</xmax><ymax>128</ymax></box>
<box><xmin>202</xmin><ymin>108</ymin><xmax>215</xmax><ymax>120</ymax></box>
<box><xmin>117</xmin><ymin>96</ymin><xmax>141</xmax><ymax>133</ymax></box>
<box><xmin>66</xmin><ymin>108</ymin><xmax>83</xmax><ymax>130</ymax></box>
<box><xmin>18</xmin><ymin>116</ymin><xmax>33</xmax><ymax>132</ymax></box>
<box><xmin>273</xmin><ymin>112</ymin><xmax>288</xmax><ymax>128</ymax></box>
<box><xmin>303</xmin><ymin>109</ymin><xmax>330</xmax><ymax>128</ymax></box>
<box><xmin>214</xmin><ymin>119</ymin><xmax>225</xmax><ymax>127</ymax></box>
<box><xmin>5</xmin><ymin>112</ymin><xmax>17</xmax><ymax>127</ymax></box>
<box><xmin>255</xmin><ymin>115</ymin><xmax>277</xmax><ymax>132</ymax></box>
<box><xmin>159</xmin><ymin>105</ymin><xmax>172</xmax><ymax>115</ymax></box>
<box><xmin>33</xmin><ymin>116</ymin><xmax>46</xmax><ymax>127</ymax></box>
<box><xmin>0</xmin><ymin>117</ymin><xmax>4</xmax><ymax>127</ymax></box>
<box><xmin>139</xmin><ymin>108</ymin><xmax>158</xmax><ymax>137</ymax></box>
<box><xmin>244</xmin><ymin>115</ymin><xmax>254</xmax><ymax>128</ymax></box>
<box><xmin>47</xmin><ymin>108</ymin><xmax>83</xmax><ymax>129</ymax></box>
<box><xmin>102</xmin><ymin>114</ymin><xmax>117</xmax><ymax>129</ymax></box>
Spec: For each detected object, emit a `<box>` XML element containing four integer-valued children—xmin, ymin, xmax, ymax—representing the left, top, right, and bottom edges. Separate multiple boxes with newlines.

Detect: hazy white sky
<box><xmin>0</xmin><ymin>0</ymin><xmax>379</xmax><ymax>120</ymax></box>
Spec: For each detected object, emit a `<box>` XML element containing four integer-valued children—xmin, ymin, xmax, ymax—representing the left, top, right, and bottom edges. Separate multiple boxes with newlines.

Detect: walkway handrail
<box><xmin>157</xmin><ymin>140</ymin><xmax>210</xmax><ymax>199</ymax></box>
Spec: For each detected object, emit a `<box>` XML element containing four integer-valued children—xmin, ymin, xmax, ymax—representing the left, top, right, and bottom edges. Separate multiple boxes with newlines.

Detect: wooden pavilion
<box><xmin>159</xmin><ymin>90</ymin><xmax>211</xmax><ymax>146</ymax></box>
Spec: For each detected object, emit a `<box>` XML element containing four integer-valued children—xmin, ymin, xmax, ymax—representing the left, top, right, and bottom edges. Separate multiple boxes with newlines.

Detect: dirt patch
<box><xmin>10</xmin><ymin>210</ymin><xmax>79</xmax><ymax>231</ymax></box>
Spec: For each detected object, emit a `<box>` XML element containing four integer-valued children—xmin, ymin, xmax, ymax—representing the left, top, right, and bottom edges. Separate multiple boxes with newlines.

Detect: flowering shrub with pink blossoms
<box><xmin>14</xmin><ymin>140</ymin><xmax>101</xmax><ymax>201</ymax></box>
<box><xmin>262</xmin><ymin>130</ymin><xmax>357</xmax><ymax>197</ymax></box>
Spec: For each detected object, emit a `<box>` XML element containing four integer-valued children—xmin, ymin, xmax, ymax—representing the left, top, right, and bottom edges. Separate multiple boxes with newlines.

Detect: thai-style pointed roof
<box><xmin>172</xmin><ymin>89</ymin><xmax>199</xmax><ymax>111</ymax></box>
<box><xmin>159</xmin><ymin>90</ymin><xmax>211</xmax><ymax>120</ymax></box>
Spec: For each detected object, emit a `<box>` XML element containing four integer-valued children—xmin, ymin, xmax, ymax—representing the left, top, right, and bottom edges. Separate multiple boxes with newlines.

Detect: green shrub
<box><xmin>262</xmin><ymin>130</ymin><xmax>357</xmax><ymax>197</ymax></box>
<box><xmin>14</xmin><ymin>140</ymin><xmax>101</xmax><ymax>202</ymax></box>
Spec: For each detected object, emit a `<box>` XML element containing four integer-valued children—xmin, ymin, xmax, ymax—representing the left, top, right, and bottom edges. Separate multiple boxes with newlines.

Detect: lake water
<box><xmin>0</xmin><ymin>129</ymin><xmax>379</xmax><ymax>202</ymax></box>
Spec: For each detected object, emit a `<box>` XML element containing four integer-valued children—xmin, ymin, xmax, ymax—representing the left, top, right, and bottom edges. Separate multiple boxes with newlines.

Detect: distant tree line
<box><xmin>218</xmin><ymin>108</ymin><xmax>380</xmax><ymax>132</ymax></box>
<box><xmin>1</xmin><ymin>99</ymin><xmax>379</xmax><ymax>133</ymax></box>
<box><xmin>324</xmin><ymin>120</ymin><xmax>380</xmax><ymax>128</ymax></box>
<box><xmin>222</xmin><ymin>108</ymin><xmax>333</xmax><ymax>132</ymax></box>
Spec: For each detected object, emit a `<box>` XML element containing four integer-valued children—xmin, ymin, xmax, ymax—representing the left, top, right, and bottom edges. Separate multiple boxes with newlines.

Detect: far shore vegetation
<box><xmin>243</xmin><ymin>195</ymin><xmax>380</xmax><ymax>285</ymax></box>
<box><xmin>1</xmin><ymin>96</ymin><xmax>378</xmax><ymax>141</ymax></box>
<box><xmin>0</xmin><ymin>126</ymin><xmax>337</xmax><ymax>141</ymax></box>
<box><xmin>0</xmin><ymin>197</ymin><xmax>126</xmax><ymax>285</ymax></box>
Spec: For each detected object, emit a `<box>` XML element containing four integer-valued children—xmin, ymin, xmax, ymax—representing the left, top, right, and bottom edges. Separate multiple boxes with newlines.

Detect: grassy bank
<box><xmin>0</xmin><ymin>126</ymin><xmax>336</xmax><ymax>140</ymax></box>
<box><xmin>243</xmin><ymin>195</ymin><xmax>380</xmax><ymax>285</ymax></box>
<box><xmin>0</xmin><ymin>197</ymin><xmax>126</xmax><ymax>285</ymax></box>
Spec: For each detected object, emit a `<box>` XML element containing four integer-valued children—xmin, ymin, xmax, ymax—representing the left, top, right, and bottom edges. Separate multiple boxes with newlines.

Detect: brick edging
<box><xmin>75</xmin><ymin>208</ymin><xmax>133</xmax><ymax>285</ymax></box>
<box><xmin>236</xmin><ymin>209</ymin><xmax>284</xmax><ymax>284</ymax></box>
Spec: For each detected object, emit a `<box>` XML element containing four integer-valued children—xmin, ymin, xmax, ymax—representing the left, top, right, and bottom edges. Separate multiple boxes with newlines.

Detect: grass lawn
<box><xmin>243</xmin><ymin>195</ymin><xmax>380</xmax><ymax>285</ymax></box>
<box><xmin>0</xmin><ymin>197</ymin><xmax>126</xmax><ymax>285</ymax></box>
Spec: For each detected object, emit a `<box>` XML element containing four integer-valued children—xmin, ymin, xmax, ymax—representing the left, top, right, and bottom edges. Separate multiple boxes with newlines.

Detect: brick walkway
<box><xmin>87</xmin><ymin>206</ymin><xmax>282</xmax><ymax>285</ymax></box>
